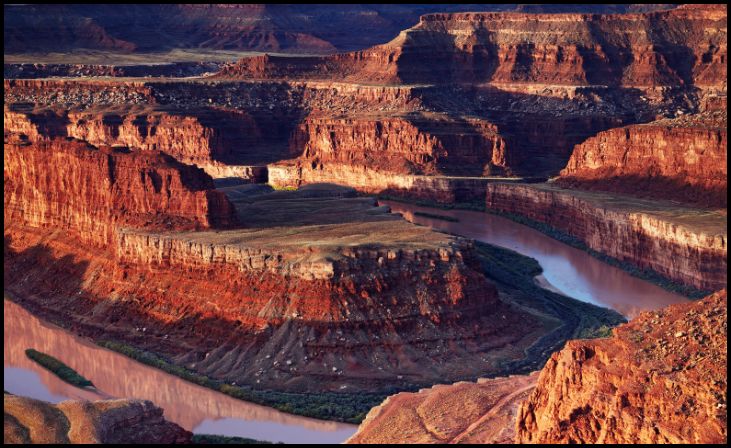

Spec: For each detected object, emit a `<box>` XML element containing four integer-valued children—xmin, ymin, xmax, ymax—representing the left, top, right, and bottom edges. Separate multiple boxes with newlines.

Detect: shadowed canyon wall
<box><xmin>217</xmin><ymin>5</ymin><xmax>726</xmax><ymax>88</ymax></box>
<box><xmin>485</xmin><ymin>183</ymin><xmax>727</xmax><ymax>291</ymax></box>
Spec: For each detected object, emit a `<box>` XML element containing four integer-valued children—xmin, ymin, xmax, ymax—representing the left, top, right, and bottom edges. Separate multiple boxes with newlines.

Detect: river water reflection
<box><xmin>382</xmin><ymin>200</ymin><xmax>689</xmax><ymax>319</ymax></box>
<box><xmin>3</xmin><ymin>299</ymin><xmax>357</xmax><ymax>444</ymax></box>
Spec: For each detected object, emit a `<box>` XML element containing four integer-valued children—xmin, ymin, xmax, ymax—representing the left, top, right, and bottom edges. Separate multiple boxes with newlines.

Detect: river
<box><xmin>3</xmin><ymin>299</ymin><xmax>357</xmax><ymax>444</ymax></box>
<box><xmin>382</xmin><ymin>200</ymin><xmax>689</xmax><ymax>319</ymax></box>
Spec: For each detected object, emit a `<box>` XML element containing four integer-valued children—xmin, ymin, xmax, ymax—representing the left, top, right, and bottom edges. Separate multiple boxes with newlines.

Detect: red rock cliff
<box><xmin>559</xmin><ymin>114</ymin><xmax>727</xmax><ymax>208</ymax></box>
<box><xmin>218</xmin><ymin>5</ymin><xmax>727</xmax><ymax>88</ymax></box>
<box><xmin>485</xmin><ymin>183</ymin><xmax>727</xmax><ymax>291</ymax></box>
<box><xmin>3</xmin><ymin>136</ymin><xmax>235</xmax><ymax>246</ymax></box>
<box><xmin>289</xmin><ymin>114</ymin><xmax>506</xmax><ymax>177</ymax></box>
<box><xmin>516</xmin><ymin>289</ymin><xmax>727</xmax><ymax>444</ymax></box>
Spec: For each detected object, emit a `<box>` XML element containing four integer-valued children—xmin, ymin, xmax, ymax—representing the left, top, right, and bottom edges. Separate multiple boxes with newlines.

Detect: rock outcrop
<box><xmin>559</xmin><ymin>112</ymin><xmax>727</xmax><ymax>208</ymax></box>
<box><xmin>4</xmin><ymin>394</ymin><xmax>191</xmax><ymax>444</ymax></box>
<box><xmin>4</xmin><ymin>136</ymin><xmax>235</xmax><ymax>246</ymax></box>
<box><xmin>4</xmin><ymin>104</ymin><xmax>288</xmax><ymax>181</ymax></box>
<box><xmin>4</xmin><ymin>5</ymin><xmax>680</xmax><ymax>56</ymax></box>
<box><xmin>347</xmin><ymin>290</ymin><xmax>727</xmax><ymax>444</ymax></box>
<box><xmin>485</xmin><ymin>183</ymin><xmax>727</xmax><ymax>291</ymax></box>
<box><xmin>517</xmin><ymin>289</ymin><xmax>727</xmax><ymax>444</ymax></box>
<box><xmin>346</xmin><ymin>373</ymin><xmax>539</xmax><ymax>444</ymax></box>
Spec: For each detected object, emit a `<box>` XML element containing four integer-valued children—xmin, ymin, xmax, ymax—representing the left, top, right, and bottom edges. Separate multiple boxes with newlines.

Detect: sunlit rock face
<box><xmin>517</xmin><ymin>289</ymin><xmax>727</xmax><ymax>444</ymax></box>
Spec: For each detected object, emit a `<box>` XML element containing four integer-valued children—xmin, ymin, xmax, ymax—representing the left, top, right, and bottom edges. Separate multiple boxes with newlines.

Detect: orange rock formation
<box><xmin>4</xmin><ymin>136</ymin><xmax>235</xmax><ymax>247</ymax></box>
<box><xmin>517</xmin><ymin>289</ymin><xmax>727</xmax><ymax>444</ymax></box>
<box><xmin>559</xmin><ymin>113</ymin><xmax>727</xmax><ymax>208</ymax></box>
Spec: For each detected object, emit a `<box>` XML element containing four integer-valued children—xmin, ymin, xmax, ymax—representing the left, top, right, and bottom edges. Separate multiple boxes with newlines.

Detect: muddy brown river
<box><xmin>3</xmin><ymin>299</ymin><xmax>357</xmax><ymax>444</ymax></box>
<box><xmin>382</xmin><ymin>200</ymin><xmax>689</xmax><ymax>319</ymax></box>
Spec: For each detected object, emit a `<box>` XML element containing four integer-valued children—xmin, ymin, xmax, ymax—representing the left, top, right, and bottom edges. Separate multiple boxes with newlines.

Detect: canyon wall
<box><xmin>517</xmin><ymin>289</ymin><xmax>727</xmax><ymax>444</ymax></box>
<box><xmin>289</xmin><ymin>114</ymin><xmax>506</xmax><ymax>176</ymax></box>
<box><xmin>4</xmin><ymin>395</ymin><xmax>191</xmax><ymax>444</ymax></box>
<box><xmin>218</xmin><ymin>5</ymin><xmax>727</xmax><ymax>88</ymax></box>
<box><xmin>4</xmin><ymin>4</ymin><xmax>680</xmax><ymax>56</ymax></box>
<box><xmin>269</xmin><ymin>164</ymin><xmax>492</xmax><ymax>203</ymax></box>
<box><xmin>4</xmin><ymin>136</ymin><xmax>546</xmax><ymax>393</ymax></box>
<box><xmin>4</xmin><ymin>137</ymin><xmax>235</xmax><ymax>246</ymax></box>
<box><xmin>4</xmin><ymin>105</ymin><xmax>286</xmax><ymax>180</ymax></box>
<box><xmin>485</xmin><ymin>183</ymin><xmax>727</xmax><ymax>291</ymax></box>
<box><xmin>559</xmin><ymin>115</ymin><xmax>728</xmax><ymax>208</ymax></box>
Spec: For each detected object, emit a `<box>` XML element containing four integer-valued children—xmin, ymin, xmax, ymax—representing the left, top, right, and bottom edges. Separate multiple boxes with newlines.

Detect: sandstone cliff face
<box><xmin>517</xmin><ymin>289</ymin><xmax>727</xmax><ymax>444</ymax></box>
<box><xmin>559</xmin><ymin>115</ymin><xmax>727</xmax><ymax>208</ymax></box>
<box><xmin>3</xmin><ymin>137</ymin><xmax>235</xmax><ymax>246</ymax></box>
<box><xmin>4</xmin><ymin>182</ymin><xmax>546</xmax><ymax>393</ymax></box>
<box><xmin>4</xmin><ymin>394</ymin><xmax>191</xmax><ymax>444</ymax></box>
<box><xmin>65</xmin><ymin>108</ymin><xmax>264</xmax><ymax>168</ymax></box>
<box><xmin>485</xmin><ymin>183</ymin><xmax>727</xmax><ymax>291</ymax></box>
<box><xmin>4</xmin><ymin>105</ymin><xmax>280</xmax><ymax>180</ymax></box>
<box><xmin>289</xmin><ymin>114</ymin><xmax>506</xmax><ymax>176</ymax></box>
<box><xmin>218</xmin><ymin>5</ymin><xmax>727</xmax><ymax>88</ymax></box>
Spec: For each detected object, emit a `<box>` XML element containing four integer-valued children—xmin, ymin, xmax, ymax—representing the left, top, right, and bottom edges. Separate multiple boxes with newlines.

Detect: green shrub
<box><xmin>25</xmin><ymin>349</ymin><xmax>94</xmax><ymax>388</ymax></box>
<box><xmin>192</xmin><ymin>434</ymin><xmax>278</xmax><ymax>444</ymax></box>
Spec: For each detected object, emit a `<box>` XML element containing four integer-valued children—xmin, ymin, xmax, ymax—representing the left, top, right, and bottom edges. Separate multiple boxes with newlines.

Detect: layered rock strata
<box><xmin>217</xmin><ymin>5</ymin><xmax>726</xmax><ymax>88</ymax></box>
<box><xmin>3</xmin><ymin>77</ymin><xmax>703</xmax><ymax>181</ymax></box>
<box><xmin>4</xmin><ymin>394</ymin><xmax>191</xmax><ymax>444</ymax></box>
<box><xmin>517</xmin><ymin>289</ymin><xmax>727</xmax><ymax>444</ymax></box>
<box><xmin>4</xmin><ymin>145</ymin><xmax>546</xmax><ymax>393</ymax></box>
<box><xmin>4</xmin><ymin>105</ymin><xmax>282</xmax><ymax>181</ymax></box>
<box><xmin>559</xmin><ymin>113</ymin><xmax>728</xmax><ymax>208</ymax></box>
<box><xmin>4</xmin><ymin>136</ymin><xmax>235</xmax><ymax>246</ymax></box>
<box><xmin>4</xmin><ymin>5</ymin><xmax>683</xmax><ymax>57</ymax></box>
<box><xmin>485</xmin><ymin>183</ymin><xmax>727</xmax><ymax>291</ymax></box>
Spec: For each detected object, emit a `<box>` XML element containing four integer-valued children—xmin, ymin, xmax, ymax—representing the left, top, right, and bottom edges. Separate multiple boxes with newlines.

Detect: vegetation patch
<box><xmin>97</xmin><ymin>340</ymin><xmax>383</xmax><ymax>424</ymax></box>
<box><xmin>25</xmin><ymin>349</ymin><xmax>94</xmax><ymax>388</ymax></box>
<box><xmin>192</xmin><ymin>434</ymin><xmax>280</xmax><ymax>444</ymax></box>
<box><xmin>270</xmin><ymin>184</ymin><xmax>298</xmax><ymax>191</ymax></box>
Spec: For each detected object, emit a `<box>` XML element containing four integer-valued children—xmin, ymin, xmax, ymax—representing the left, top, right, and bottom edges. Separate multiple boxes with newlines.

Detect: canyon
<box><xmin>484</xmin><ymin>183</ymin><xmax>727</xmax><ymax>292</ymax></box>
<box><xmin>5</xmin><ymin>133</ymin><xmax>571</xmax><ymax>401</ymax></box>
<box><xmin>4</xmin><ymin>3</ymin><xmax>727</xmax><ymax>445</ymax></box>
<box><xmin>4</xmin><ymin>4</ymin><xmax>680</xmax><ymax>57</ymax></box>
